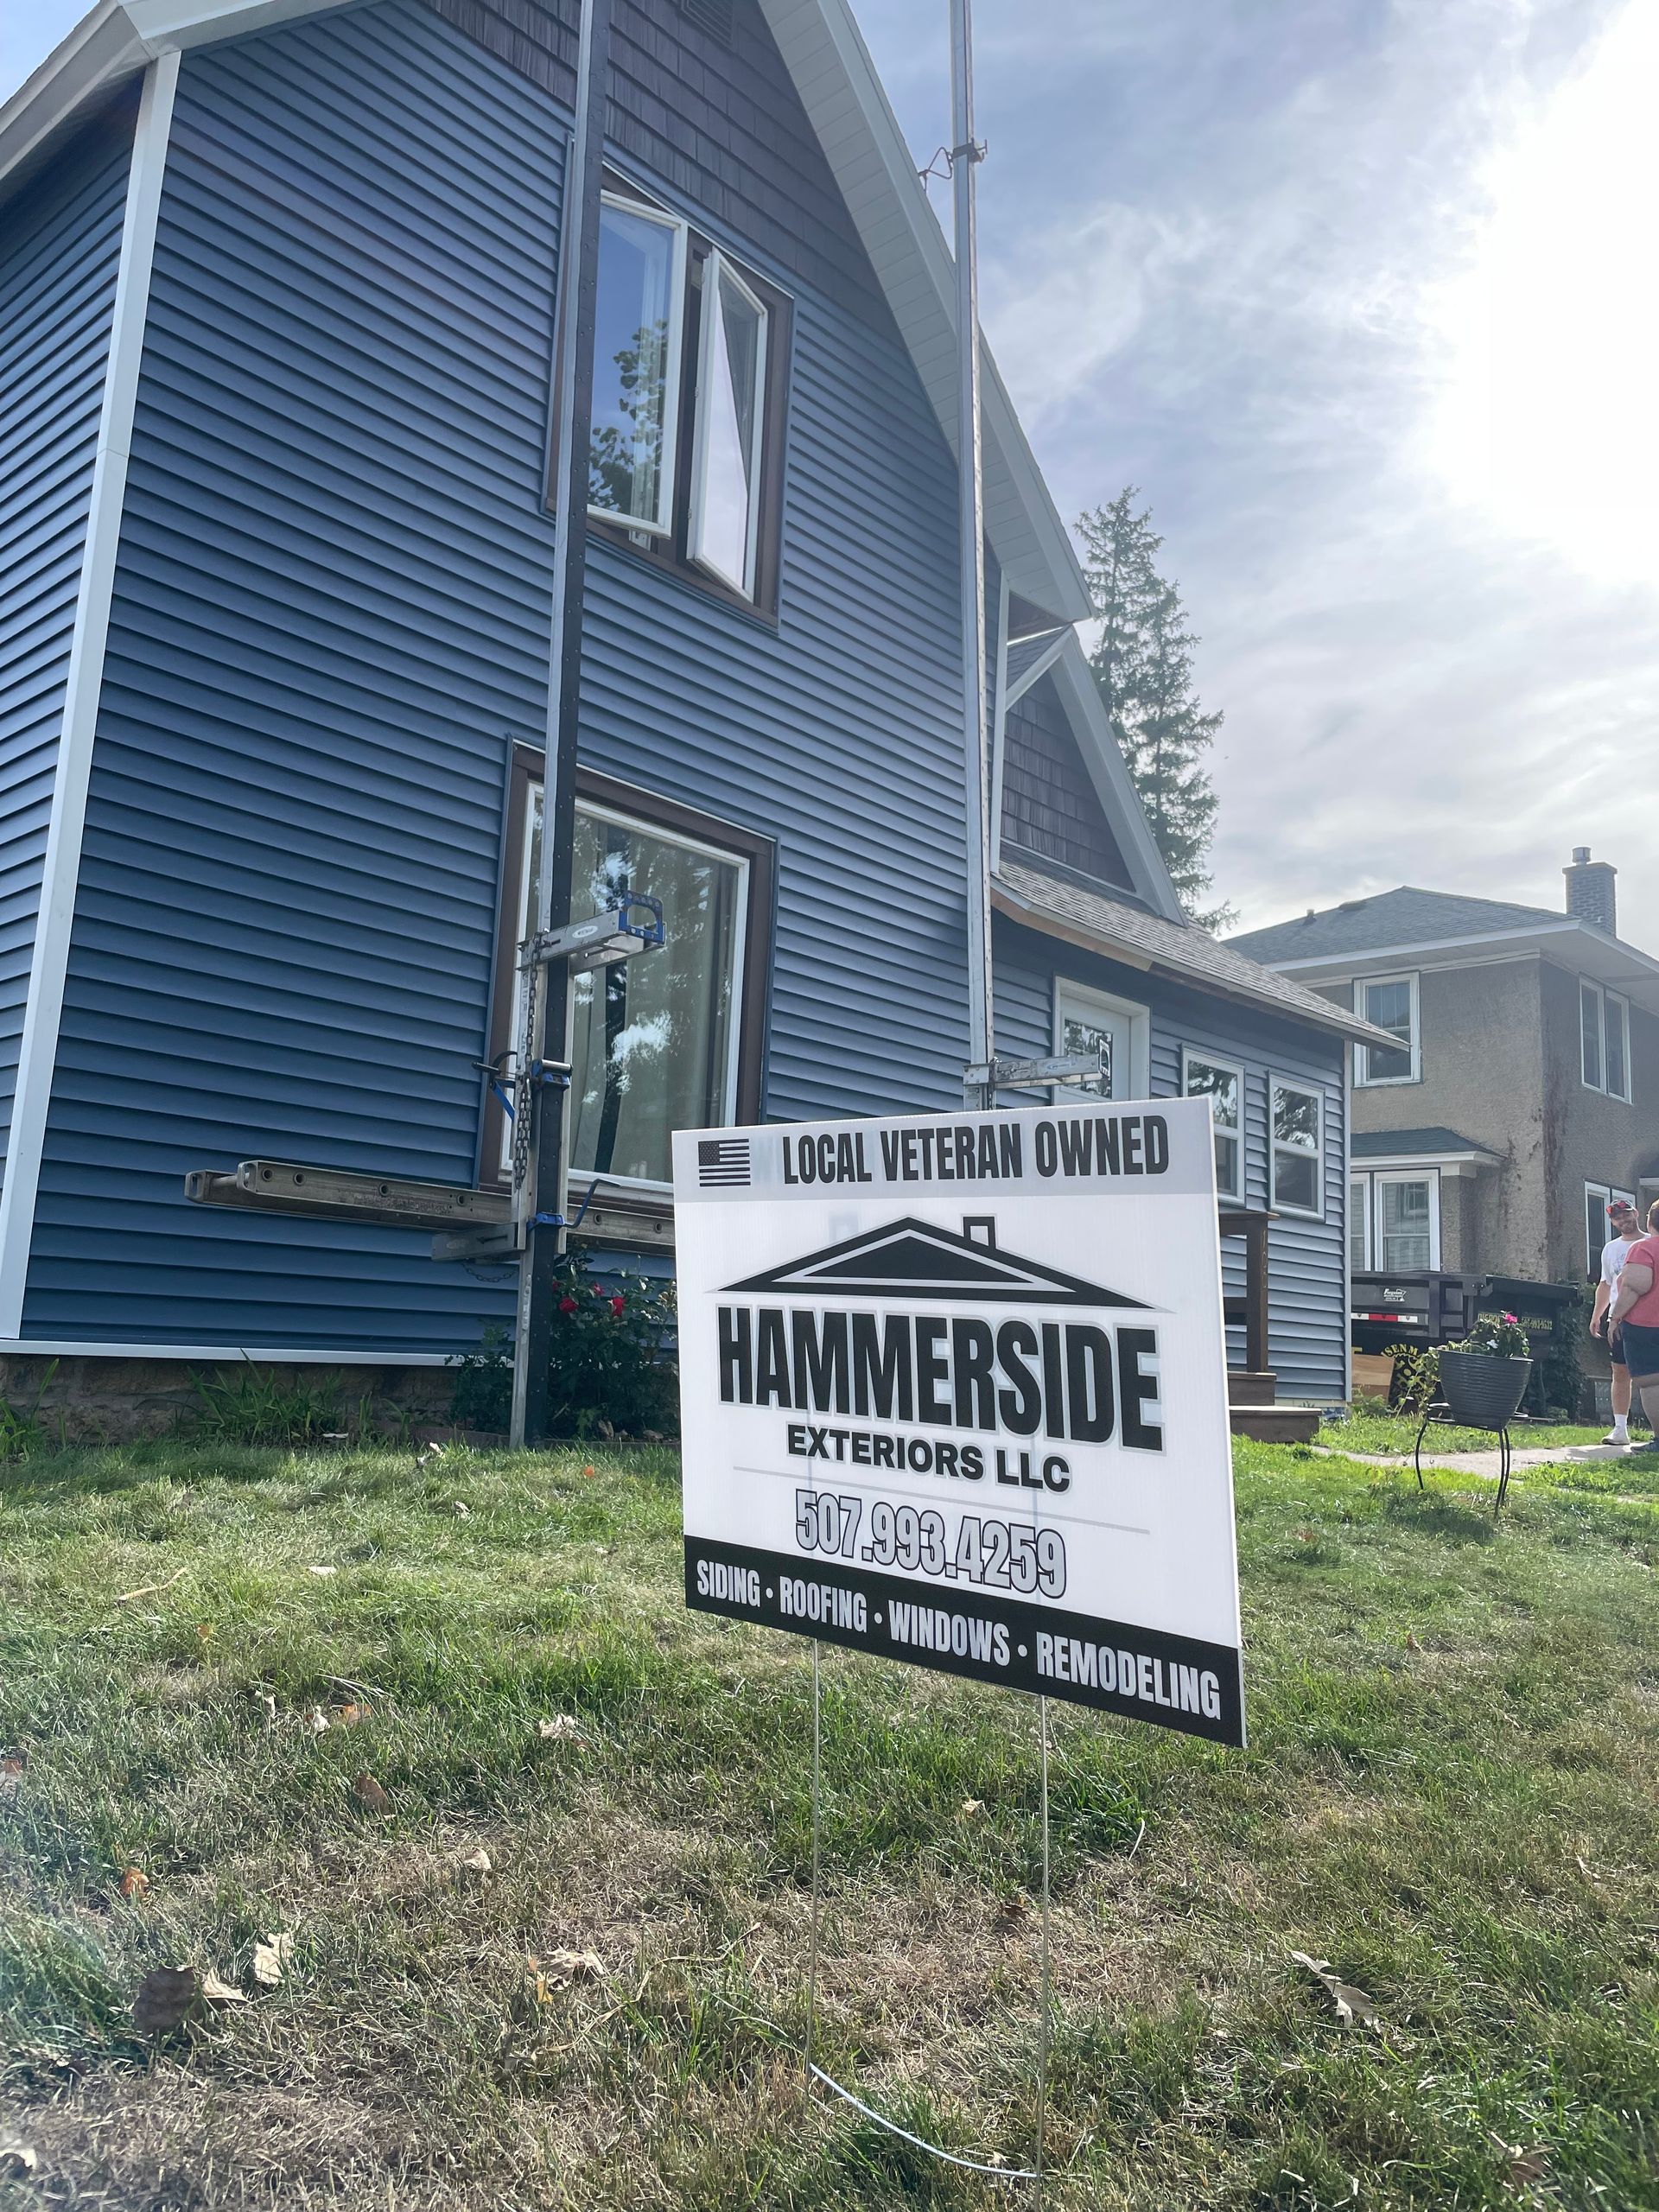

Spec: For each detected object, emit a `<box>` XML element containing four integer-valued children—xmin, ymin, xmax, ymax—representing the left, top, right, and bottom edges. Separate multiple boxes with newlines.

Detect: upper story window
<box><xmin>1353</xmin><ymin>972</ymin><xmax>1419</xmax><ymax>1085</ymax></box>
<box><xmin>1269</xmin><ymin>1077</ymin><xmax>1323</xmax><ymax>1217</ymax></box>
<box><xmin>486</xmin><ymin>756</ymin><xmax>773</xmax><ymax>1191</ymax></box>
<box><xmin>1183</xmin><ymin>1050</ymin><xmax>1243</xmax><ymax>1203</ymax></box>
<box><xmin>579</xmin><ymin>179</ymin><xmax>791</xmax><ymax>617</ymax></box>
<box><xmin>1580</xmin><ymin>980</ymin><xmax>1630</xmax><ymax>1101</ymax></box>
<box><xmin>1053</xmin><ymin>981</ymin><xmax>1149</xmax><ymax>1101</ymax></box>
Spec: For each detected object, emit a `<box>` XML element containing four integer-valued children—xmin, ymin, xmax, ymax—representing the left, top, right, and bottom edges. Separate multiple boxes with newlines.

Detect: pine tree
<box><xmin>1078</xmin><ymin>490</ymin><xmax>1233</xmax><ymax>931</ymax></box>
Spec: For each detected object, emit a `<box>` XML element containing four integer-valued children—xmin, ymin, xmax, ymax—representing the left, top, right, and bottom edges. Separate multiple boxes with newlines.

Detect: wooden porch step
<box><xmin>1227</xmin><ymin>1370</ymin><xmax>1278</xmax><ymax>1407</ymax></box>
<box><xmin>1229</xmin><ymin>1404</ymin><xmax>1320</xmax><ymax>1445</ymax></box>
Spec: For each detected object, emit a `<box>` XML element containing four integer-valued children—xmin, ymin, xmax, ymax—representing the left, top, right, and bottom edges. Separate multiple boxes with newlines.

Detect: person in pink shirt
<box><xmin>1608</xmin><ymin>1200</ymin><xmax>1659</xmax><ymax>1452</ymax></box>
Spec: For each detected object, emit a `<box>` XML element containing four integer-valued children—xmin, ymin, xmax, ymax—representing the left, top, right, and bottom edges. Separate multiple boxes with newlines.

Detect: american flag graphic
<box><xmin>697</xmin><ymin>1137</ymin><xmax>752</xmax><ymax>1188</ymax></box>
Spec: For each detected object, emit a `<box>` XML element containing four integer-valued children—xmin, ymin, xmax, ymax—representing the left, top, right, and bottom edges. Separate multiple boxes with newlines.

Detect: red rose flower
<box><xmin>558</xmin><ymin>1294</ymin><xmax>577</xmax><ymax>1314</ymax></box>
<box><xmin>610</xmin><ymin>1294</ymin><xmax>626</xmax><ymax>1317</ymax></box>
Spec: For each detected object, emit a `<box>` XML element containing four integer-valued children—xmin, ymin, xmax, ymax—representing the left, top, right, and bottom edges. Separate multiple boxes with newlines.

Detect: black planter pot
<box><xmin>1438</xmin><ymin>1351</ymin><xmax>1532</xmax><ymax>1429</ymax></box>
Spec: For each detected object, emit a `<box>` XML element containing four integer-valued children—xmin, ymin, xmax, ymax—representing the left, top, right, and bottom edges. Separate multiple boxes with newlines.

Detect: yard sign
<box><xmin>672</xmin><ymin>1096</ymin><xmax>1243</xmax><ymax>1745</ymax></box>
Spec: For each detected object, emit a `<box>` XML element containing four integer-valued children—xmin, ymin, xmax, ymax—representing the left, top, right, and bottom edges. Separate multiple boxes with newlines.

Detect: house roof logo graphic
<box><xmin>724</xmin><ymin>1216</ymin><xmax>1147</xmax><ymax>1307</ymax></box>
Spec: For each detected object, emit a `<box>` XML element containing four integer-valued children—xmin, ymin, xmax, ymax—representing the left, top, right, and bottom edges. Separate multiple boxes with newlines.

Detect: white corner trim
<box><xmin>988</xmin><ymin>571</ymin><xmax>1010</xmax><ymax>878</ymax></box>
<box><xmin>0</xmin><ymin>49</ymin><xmax>179</xmax><ymax>1340</ymax></box>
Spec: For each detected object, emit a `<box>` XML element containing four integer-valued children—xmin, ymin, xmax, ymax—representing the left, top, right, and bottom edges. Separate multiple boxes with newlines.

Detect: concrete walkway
<box><xmin>1319</xmin><ymin>1440</ymin><xmax>1652</xmax><ymax>1481</ymax></box>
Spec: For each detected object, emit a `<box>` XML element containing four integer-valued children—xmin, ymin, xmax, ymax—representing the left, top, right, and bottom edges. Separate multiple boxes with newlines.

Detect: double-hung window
<box><xmin>1580</xmin><ymin>980</ymin><xmax>1630</xmax><ymax>1100</ymax></box>
<box><xmin>1353</xmin><ymin>972</ymin><xmax>1419</xmax><ymax>1084</ymax></box>
<box><xmin>486</xmin><ymin>756</ymin><xmax>773</xmax><ymax>1191</ymax></box>
<box><xmin>580</xmin><ymin>178</ymin><xmax>790</xmax><ymax>615</ymax></box>
<box><xmin>1350</xmin><ymin>1171</ymin><xmax>1441</xmax><ymax>1273</ymax></box>
<box><xmin>1269</xmin><ymin>1077</ymin><xmax>1323</xmax><ymax>1217</ymax></box>
<box><xmin>1182</xmin><ymin>1050</ymin><xmax>1243</xmax><ymax>1202</ymax></box>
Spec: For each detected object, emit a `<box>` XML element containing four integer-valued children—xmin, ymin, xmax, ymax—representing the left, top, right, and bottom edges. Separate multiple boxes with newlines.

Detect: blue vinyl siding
<box><xmin>23</xmin><ymin>0</ymin><xmax>969</xmax><ymax>1351</ymax></box>
<box><xmin>994</xmin><ymin>915</ymin><xmax>1349</xmax><ymax>1401</ymax></box>
<box><xmin>0</xmin><ymin>100</ymin><xmax>133</xmax><ymax>1188</ymax></box>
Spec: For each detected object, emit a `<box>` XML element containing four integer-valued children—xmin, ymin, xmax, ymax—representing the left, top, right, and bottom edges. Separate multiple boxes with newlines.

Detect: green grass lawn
<box><xmin>3</xmin><ymin>1440</ymin><xmax>1657</xmax><ymax>2210</ymax></box>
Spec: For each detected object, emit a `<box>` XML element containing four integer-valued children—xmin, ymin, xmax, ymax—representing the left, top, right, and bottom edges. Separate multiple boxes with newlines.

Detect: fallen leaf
<box><xmin>308</xmin><ymin>1707</ymin><xmax>330</xmax><ymax>1735</ymax></box>
<box><xmin>250</xmin><ymin>1932</ymin><xmax>292</xmax><ymax>1989</ymax></box>
<box><xmin>118</xmin><ymin>1866</ymin><xmax>149</xmax><ymax>1900</ymax></box>
<box><xmin>334</xmin><ymin>1702</ymin><xmax>372</xmax><ymax>1726</ymax></box>
<box><xmin>451</xmin><ymin>1500</ymin><xmax>471</xmax><ymax>1517</ymax></box>
<box><xmin>255</xmin><ymin>1691</ymin><xmax>277</xmax><ymax>1721</ymax></box>
<box><xmin>0</xmin><ymin>2143</ymin><xmax>37</xmax><ymax>2177</ymax></box>
<box><xmin>537</xmin><ymin>1715</ymin><xmax>582</xmax><ymax>1742</ymax></box>
<box><xmin>132</xmin><ymin>1964</ymin><xmax>245</xmax><ymax>2034</ymax></box>
<box><xmin>959</xmin><ymin>1798</ymin><xmax>986</xmax><ymax>1818</ymax></box>
<box><xmin>1289</xmin><ymin>1949</ymin><xmax>1378</xmax><ymax>2028</ymax></box>
<box><xmin>1296</xmin><ymin>1528</ymin><xmax>1317</xmax><ymax>1544</ymax></box>
<box><xmin>1406</xmin><ymin>1633</ymin><xmax>1423</xmax><ymax>1653</ymax></box>
<box><xmin>1509</xmin><ymin>2150</ymin><xmax>1548</xmax><ymax>2186</ymax></box>
<box><xmin>459</xmin><ymin>1847</ymin><xmax>493</xmax><ymax>1881</ymax></box>
<box><xmin>351</xmin><ymin>1772</ymin><xmax>391</xmax><ymax>1812</ymax></box>
<box><xmin>0</xmin><ymin>1753</ymin><xmax>23</xmax><ymax>1794</ymax></box>
<box><xmin>308</xmin><ymin>1564</ymin><xmax>338</xmax><ymax>1579</ymax></box>
<box><xmin>417</xmin><ymin>1441</ymin><xmax>447</xmax><ymax>1462</ymax></box>
<box><xmin>542</xmin><ymin>1948</ymin><xmax>604</xmax><ymax>1987</ymax></box>
<box><xmin>580</xmin><ymin>1464</ymin><xmax>596</xmax><ymax>1479</ymax></box>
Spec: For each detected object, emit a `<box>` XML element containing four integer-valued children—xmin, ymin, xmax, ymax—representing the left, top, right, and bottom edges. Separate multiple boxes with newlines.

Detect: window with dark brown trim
<box><xmin>483</xmin><ymin>751</ymin><xmax>773</xmax><ymax>1189</ymax></box>
<box><xmin>554</xmin><ymin>171</ymin><xmax>791</xmax><ymax>621</ymax></box>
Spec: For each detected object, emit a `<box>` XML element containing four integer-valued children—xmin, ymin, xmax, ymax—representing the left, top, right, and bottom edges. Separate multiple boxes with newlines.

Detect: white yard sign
<box><xmin>672</xmin><ymin>1096</ymin><xmax>1243</xmax><ymax>1745</ymax></box>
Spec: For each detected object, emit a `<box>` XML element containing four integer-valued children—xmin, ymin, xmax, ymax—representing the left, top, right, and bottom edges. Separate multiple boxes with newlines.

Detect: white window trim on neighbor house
<box><xmin>1585</xmin><ymin>1180</ymin><xmax>1637</xmax><ymax>1280</ymax></box>
<box><xmin>1352</xmin><ymin>969</ymin><xmax>1421</xmax><ymax>1087</ymax></box>
<box><xmin>1180</xmin><ymin>1046</ymin><xmax>1245</xmax><ymax>1204</ymax></box>
<box><xmin>1349</xmin><ymin>1168</ymin><xmax>1441</xmax><ymax>1274</ymax></box>
<box><xmin>1580</xmin><ymin>979</ymin><xmax>1631</xmax><ymax>1102</ymax></box>
<box><xmin>1052</xmin><ymin>979</ymin><xmax>1151</xmax><ymax>1103</ymax></box>
<box><xmin>1269</xmin><ymin>1075</ymin><xmax>1324</xmax><ymax>1219</ymax></box>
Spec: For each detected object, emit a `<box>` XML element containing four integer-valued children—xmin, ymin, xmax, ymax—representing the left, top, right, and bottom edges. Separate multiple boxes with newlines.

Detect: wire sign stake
<box><xmin>672</xmin><ymin>1098</ymin><xmax>1245</xmax><ymax>2187</ymax></box>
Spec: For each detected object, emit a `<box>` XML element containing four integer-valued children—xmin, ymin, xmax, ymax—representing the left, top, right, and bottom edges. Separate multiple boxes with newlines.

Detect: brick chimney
<box><xmin>1564</xmin><ymin>847</ymin><xmax>1617</xmax><ymax>936</ymax></box>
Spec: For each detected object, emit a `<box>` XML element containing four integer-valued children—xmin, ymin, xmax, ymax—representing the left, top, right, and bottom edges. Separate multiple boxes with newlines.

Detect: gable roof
<box><xmin>0</xmin><ymin>0</ymin><xmax>1090</xmax><ymax>625</ymax></box>
<box><xmin>1230</xmin><ymin>887</ymin><xmax>1564</xmax><ymax>965</ymax></box>
<box><xmin>993</xmin><ymin>858</ymin><xmax>1402</xmax><ymax>1050</ymax></box>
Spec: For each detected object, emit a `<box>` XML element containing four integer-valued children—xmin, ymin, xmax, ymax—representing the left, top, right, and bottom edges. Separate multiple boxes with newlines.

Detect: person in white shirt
<box><xmin>1591</xmin><ymin>1198</ymin><xmax>1642</xmax><ymax>1444</ymax></box>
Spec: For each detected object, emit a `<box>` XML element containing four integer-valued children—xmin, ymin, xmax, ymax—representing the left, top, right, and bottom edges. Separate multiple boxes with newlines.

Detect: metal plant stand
<box><xmin>1414</xmin><ymin>1408</ymin><xmax>1513</xmax><ymax>1519</ymax></box>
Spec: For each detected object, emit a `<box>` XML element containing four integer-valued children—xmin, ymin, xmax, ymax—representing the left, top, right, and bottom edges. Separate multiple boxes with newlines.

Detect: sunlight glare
<box><xmin>1432</xmin><ymin>2</ymin><xmax>1659</xmax><ymax>588</ymax></box>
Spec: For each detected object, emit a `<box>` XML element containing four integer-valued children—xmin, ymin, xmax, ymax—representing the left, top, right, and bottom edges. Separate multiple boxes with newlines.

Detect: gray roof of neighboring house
<box><xmin>1351</xmin><ymin>1127</ymin><xmax>1499</xmax><ymax>1160</ymax></box>
<box><xmin>993</xmin><ymin>859</ymin><xmax>1401</xmax><ymax>1047</ymax></box>
<box><xmin>1229</xmin><ymin>887</ymin><xmax>1561</xmax><ymax>965</ymax></box>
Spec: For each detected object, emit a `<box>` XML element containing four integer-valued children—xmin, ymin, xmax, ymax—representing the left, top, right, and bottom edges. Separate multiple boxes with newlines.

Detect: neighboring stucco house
<box><xmin>1232</xmin><ymin>849</ymin><xmax>1659</xmax><ymax>1295</ymax></box>
<box><xmin>0</xmin><ymin>0</ymin><xmax>1384</xmax><ymax>1418</ymax></box>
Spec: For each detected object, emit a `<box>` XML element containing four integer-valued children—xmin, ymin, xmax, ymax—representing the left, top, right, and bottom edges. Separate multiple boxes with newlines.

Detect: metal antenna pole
<box><xmin>512</xmin><ymin>0</ymin><xmax>613</xmax><ymax>1446</ymax></box>
<box><xmin>951</xmin><ymin>0</ymin><xmax>994</xmax><ymax>1114</ymax></box>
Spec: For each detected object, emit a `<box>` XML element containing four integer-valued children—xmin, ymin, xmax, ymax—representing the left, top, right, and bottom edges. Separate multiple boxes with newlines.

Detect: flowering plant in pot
<box><xmin>1438</xmin><ymin>1311</ymin><xmax>1533</xmax><ymax>1427</ymax></box>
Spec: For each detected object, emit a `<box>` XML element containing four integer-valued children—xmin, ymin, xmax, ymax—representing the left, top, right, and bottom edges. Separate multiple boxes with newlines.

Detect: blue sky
<box><xmin>7</xmin><ymin>0</ymin><xmax>1656</xmax><ymax>944</ymax></box>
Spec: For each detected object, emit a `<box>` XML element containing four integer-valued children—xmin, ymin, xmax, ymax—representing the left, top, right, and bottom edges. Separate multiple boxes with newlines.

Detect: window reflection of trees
<box><xmin>589</xmin><ymin>323</ymin><xmax>669</xmax><ymax>520</ymax></box>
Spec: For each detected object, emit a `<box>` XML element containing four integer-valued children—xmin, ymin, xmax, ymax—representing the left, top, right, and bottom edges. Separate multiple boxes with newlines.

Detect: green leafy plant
<box><xmin>0</xmin><ymin>1358</ymin><xmax>59</xmax><ymax>1460</ymax></box>
<box><xmin>187</xmin><ymin>1362</ymin><xmax>346</xmax><ymax>1446</ymax></box>
<box><xmin>1385</xmin><ymin>1344</ymin><xmax>1440</xmax><ymax>1415</ymax></box>
<box><xmin>1448</xmin><ymin>1312</ymin><xmax>1530</xmax><ymax>1361</ymax></box>
<box><xmin>448</xmin><ymin>1261</ymin><xmax>678</xmax><ymax>1440</ymax></box>
<box><xmin>448</xmin><ymin>1325</ymin><xmax>513</xmax><ymax>1433</ymax></box>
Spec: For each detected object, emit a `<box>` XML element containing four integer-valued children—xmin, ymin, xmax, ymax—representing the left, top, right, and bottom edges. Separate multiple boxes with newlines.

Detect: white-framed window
<box><xmin>590</xmin><ymin>194</ymin><xmax>688</xmax><ymax>535</ymax></box>
<box><xmin>1269</xmin><ymin>1077</ymin><xmax>1323</xmax><ymax>1217</ymax></box>
<box><xmin>1580</xmin><ymin>981</ymin><xmax>1631</xmax><ymax>1101</ymax></box>
<box><xmin>688</xmin><ymin>251</ymin><xmax>769</xmax><ymax>597</ymax></box>
<box><xmin>1353</xmin><ymin>971</ymin><xmax>1420</xmax><ymax>1085</ymax></box>
<box><xmin>1349</xmin><ymin>1176</ymin><xmax>1370</xmax><ymax>1273</ymax></box>
<box><xmin>501</xmin><ymin>780</ymin><xmax>752</xmax><ymax>1189</ymax></box>
<box><xmin>1053</xmin><ymin>981</ymin><xmax>1150</xmax><ymax>1102</ymax></box>
<box><xmin>1182</xmin><ymin>1049</ymin><xmax>1244</xmax><ymax>1202</ymax></box>
<box><xmin>1585</xmin><ymin>1181</ymin><xmax>1637</xmax><ymax>1279</ymax></box>
<box><xmin>583</xmin><ymin>180</ymin><xmax>789</xmax><ymax>613</ymax></box>
<box><xmin>1374</xmin><ymin>1171</ymin><xmax>1440</xmax><ymax>1272</ymax></box>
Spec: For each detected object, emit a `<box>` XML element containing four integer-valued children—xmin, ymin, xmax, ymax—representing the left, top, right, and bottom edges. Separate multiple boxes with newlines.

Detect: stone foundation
<box><xmin>0</xmin><ymin>1355</ymin><xmax>454</xmax><ymax>1444</ymax></box>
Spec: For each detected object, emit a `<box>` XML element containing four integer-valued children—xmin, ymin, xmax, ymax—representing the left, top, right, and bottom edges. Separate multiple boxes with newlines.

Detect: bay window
<box><xmin>1269</xmin><ymin>1077</ymin><xmax>1322</xmax><ymax>1217</ymax></box>
<box><xmin>486</xmin><ymin>758</ymin><xmax>772</xmax><ymax>1190</ymax></box>
<box><xmin>1182</xmin><ymin>1050</ymin><xmax>1243</xmax><ymax>1202</ymax></box>
<box><xmin>575</xmin><ymin>175</ymin><xmax>790</xmax><ymax>615</ymax></box>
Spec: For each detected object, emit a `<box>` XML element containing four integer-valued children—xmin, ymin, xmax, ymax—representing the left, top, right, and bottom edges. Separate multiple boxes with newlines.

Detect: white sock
<box><xmin>1611</xmin><ymin>1415</ymin><xmax>1629</xmax><ymax>1440</ymax></box>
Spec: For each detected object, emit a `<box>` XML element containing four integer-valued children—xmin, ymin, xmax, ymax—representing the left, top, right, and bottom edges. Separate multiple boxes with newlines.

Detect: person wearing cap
<box><xmin>1592</xmin><ymin>1198</ymin><xmax>1643</xmax><ymax>1445</ymax></box>
<box><xmin>1608</xmin><ymin>1199</ymin><xmax>1659</xmax><ymax>1452</ymax></box>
